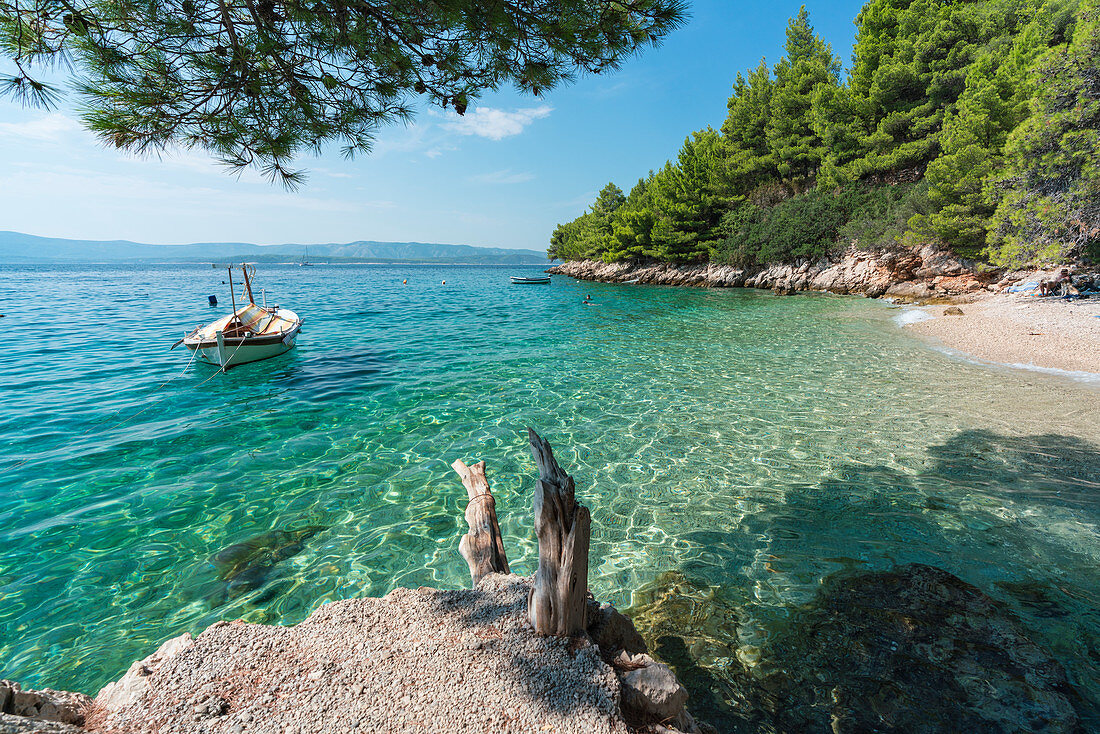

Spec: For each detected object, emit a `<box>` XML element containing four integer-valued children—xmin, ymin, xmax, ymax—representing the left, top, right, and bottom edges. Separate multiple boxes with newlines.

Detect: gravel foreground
<box><xmin>75</xmin><ymin>574</ymin><xmax>673</xmax><ymax>734</ymax></box>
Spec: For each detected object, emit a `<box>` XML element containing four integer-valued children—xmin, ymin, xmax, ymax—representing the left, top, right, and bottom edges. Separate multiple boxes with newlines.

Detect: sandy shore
<box><xmin>903</xmin><ymin>294</ymin><xmax>1100</xmax><ymax>376</ymax></box>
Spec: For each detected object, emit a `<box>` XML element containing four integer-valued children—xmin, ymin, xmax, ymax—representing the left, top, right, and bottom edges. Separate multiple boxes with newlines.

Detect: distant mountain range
<box><xmin>0</xmin><ymin>231</ymin><xmax>550</xmax><ymax>264</ymax></box>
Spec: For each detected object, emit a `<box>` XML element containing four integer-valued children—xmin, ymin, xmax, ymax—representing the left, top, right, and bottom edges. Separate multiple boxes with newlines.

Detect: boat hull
<box><xmin>188</xmin><ymin>333</ymin><xmax>297</xmax><ymax>368</ymax></box>
<box><xmin>511</xmin><ymin>277</ymin><xmax>551</xmax><ymax>284</ymax></box>
<box><xmin>183</xmin><ymin>309</ymin><xmax>302</xmax><ymax>369</ymax></box>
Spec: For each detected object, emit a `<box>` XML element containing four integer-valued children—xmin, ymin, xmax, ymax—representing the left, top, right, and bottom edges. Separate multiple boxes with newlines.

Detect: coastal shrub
<box><xmin>840</xmin><ymin>181</ymin><xmax>931</xmax><ymax>252</ymax></box>
<box><xmin>712</xmin><ymin>183</ymin><xmax>923</xmax><ymax>266</ymax></box>
<box><xmin>711</xmin><ymin>188</ymin><xmax>848</xmax><ymax>265</ymax></box>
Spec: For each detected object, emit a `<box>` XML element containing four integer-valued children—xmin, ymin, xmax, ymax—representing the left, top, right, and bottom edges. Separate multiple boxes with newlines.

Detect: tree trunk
<box><xmin>527</xmin><ymin>428</ymin><xmax>591</xmax><ymax>636</ymax></box>
<box><xmin>452</xmin><ymin>459</ymin><xmax>510</xmax><ymax>587</ymax></box>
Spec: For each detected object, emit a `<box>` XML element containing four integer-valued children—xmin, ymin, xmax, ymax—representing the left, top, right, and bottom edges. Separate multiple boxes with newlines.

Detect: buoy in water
<box><xmin>442</xmin><ymin>280</ymin><xmax>446</xmax><ymax>285</ymax></box>
<box><xmin>208</xmin><ymin>295</ymin><xmax>219</xmax><ymax>306</ymax></box>
<box><xmin>402</xmin><ymin>279</ymin><xmax>407</xmax><ymax>285</ymax></box>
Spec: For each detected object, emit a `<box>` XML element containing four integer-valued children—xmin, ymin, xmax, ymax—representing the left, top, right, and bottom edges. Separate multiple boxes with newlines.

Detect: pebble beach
<box><xmin>904</xmin><ymin>293</ymin><xmax>1100</xmax><ymax>376</ymax></box>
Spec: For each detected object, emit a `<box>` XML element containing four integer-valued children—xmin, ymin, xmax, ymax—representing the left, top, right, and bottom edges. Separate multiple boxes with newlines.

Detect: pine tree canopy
<box><xmin>0</xmin><ymin>0</ymin><xmax>686</xmax><ymax>185</ymax></box>
<box><xmin>549</xmin><ymin>0</ymin><xmax>1099</xmax><ymax>268</ymax></box>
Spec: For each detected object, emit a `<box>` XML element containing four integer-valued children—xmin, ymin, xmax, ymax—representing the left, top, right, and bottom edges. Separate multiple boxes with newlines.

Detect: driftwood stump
<box><xmin>527</xmin><ymin>428</ymin><xmax>591</xmax><ymax>636</ymax></box>
<box><xmin>452</xmin><ymin>459</ymin><xmax>510</xmax><ymax>587</ymax></box>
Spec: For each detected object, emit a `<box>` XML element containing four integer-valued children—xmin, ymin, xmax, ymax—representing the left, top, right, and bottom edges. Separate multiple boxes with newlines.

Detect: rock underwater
<box><xmin>627</xmin><ymin>564</ymin><xmax>1083</xmax><ymax>733</ymax></box>
<box><xmin>202</xmin><ymin>525</ymin><xmax>326</xmax><ymax>606</ymax></box>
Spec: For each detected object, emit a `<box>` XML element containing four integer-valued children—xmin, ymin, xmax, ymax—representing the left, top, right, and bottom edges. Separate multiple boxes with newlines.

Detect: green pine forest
<box><xmin>549</xmin><ymin>0</ymin><xmax>1100</xmax><ymax>269</ymax></box>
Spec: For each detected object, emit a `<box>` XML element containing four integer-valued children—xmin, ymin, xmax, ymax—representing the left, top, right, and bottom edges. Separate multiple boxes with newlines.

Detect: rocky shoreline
<box><xmin>2</xmin><ymin>433</ymin><xmax>710</xmax><ymax>734</ymax></box>
<box><xmin>1</xmin><ymin>575</ymin><xmax>706</xmax><ymax>734</ymax></box>
<box><xmin>547</xmin><ymin>245</ymin><xmax>1004</xmax><ymax>300</ymax></box>
<box><xmin>548</xmin><ymin>248</ymin><xmax>1100</xmax><ymax>380</ymax></box>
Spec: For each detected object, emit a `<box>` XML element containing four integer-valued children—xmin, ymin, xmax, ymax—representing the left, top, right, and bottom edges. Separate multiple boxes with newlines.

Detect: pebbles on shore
<box><xmin>906</xmin><ymin>294</ymin><xmax>1100</xmax><ymax>375</ymax></box>
<box><xmin>76</xmin><ymin>574</ymin><xmax>700</xmax><ymax>734</ymax></box>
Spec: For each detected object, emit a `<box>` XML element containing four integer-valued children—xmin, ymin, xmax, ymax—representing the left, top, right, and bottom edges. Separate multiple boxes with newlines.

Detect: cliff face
<box><xmin>547</xmin><ymin>245</ymin><xmax>998</xmax><ymax>300</ymax></box>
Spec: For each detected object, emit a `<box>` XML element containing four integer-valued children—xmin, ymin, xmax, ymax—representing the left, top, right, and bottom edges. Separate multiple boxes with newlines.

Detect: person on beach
<box><xmin>1039</xmin><ymin>269</ymin><xmax>1071</xmax><ymax>296</ymax></box>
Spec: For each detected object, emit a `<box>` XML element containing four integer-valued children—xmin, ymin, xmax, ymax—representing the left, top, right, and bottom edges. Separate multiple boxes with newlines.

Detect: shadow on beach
<box><xmin>628</xmin><ymin>429</ymin><xmax>1100</xmax><ymax>733</ymax></box>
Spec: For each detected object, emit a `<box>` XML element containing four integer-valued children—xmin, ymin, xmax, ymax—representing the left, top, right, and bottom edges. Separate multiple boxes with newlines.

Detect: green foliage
<box><xmin>549</xmin><ymin>0</ymin><xmax>1090</xmax><ymax>267</ymax></box>
<box><xmin>713</xmin><ymin>182</ymin><xmax>928</xmax><ymax>266</ymax></box>
<box><xmin>906</xmin><ymin>0</ymin><xmax>1081</xmax><ymax>256</ymax></box>
<box><xmin>985</xmin><ymin>0</ymin><xmax>1100</xmax><ymax>266</ymax></box>
<box><xmin>0</xmin><ymin>0</ymin><xmax>687</xmax><ymax>186</ymax></box>
<box><xmin>840</xmin><ymin>181</ymin><xmax>931</xmax><ymax>251</ymax></box>
<box><xmin>720</xmin><ymin>60</ymin><xmax>777</xmax><ymax>192</ymax></box>
<box><xmin>593</xmin><ymin>182</ymin><xmax>626</xmax><ymax>215</ymax></box>
<box><xmin>646</xmin><ymin>128</ymin><xmax>730</xmax><ymax>261</ymax></box>
<box><xmin>713</xmin><ymin>190</ymin><xmax>849</xmax><ymax>266</ymax></box>
<box><xmin>766</xmin><ymin>7</ymin><xmax>840</xmax><ymax>185</ymax></box>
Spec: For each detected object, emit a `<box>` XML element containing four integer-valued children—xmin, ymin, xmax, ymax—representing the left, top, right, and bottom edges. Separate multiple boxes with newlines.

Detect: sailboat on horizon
<box><xmin>299</xmin><ymin>247</ymin><xmax>313</xmax><ymax>266</ymax></box>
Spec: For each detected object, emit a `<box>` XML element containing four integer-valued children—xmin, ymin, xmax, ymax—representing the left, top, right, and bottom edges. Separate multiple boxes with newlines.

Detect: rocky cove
<box><xmin>1</xmin><ymin>434</ymin><xmax>711</xmax><ymax>734</ymax></box>
<box><xmin>546</xmin><ymin>244</ymin><xmax>1004</xmax><ymax>300</ymax></box>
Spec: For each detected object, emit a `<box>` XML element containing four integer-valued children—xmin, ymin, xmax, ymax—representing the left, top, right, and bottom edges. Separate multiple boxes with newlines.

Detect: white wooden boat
<box><xmin>175</xmin><ymin>264</ymin><xmax>303</xmax><ymax>370</ymax></box>
<box><xmin>511</xmin><ymin>275</ymin><xmax>551</xmax><ymax>284</ymax></box>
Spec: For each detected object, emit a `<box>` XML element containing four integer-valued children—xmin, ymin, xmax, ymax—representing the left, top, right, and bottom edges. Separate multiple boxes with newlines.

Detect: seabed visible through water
<box><xmin>1</xmin><ymin>264</ymin><xmax>1098</xmax><ymax>728</ymax></box>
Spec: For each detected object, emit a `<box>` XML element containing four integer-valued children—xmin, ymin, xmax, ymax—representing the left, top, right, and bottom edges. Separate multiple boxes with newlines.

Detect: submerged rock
<box><xmin>207</xmin><ymin>525</ymin><xmax>326</xmax><ymax>602</ymax></box>
<box><xmin>628</xmin><ymin>564</ymin><xmax>1082</xmax><ymax>733</ymax></box>
<box><xmin>627</xmin><ymin>572</ymin><xmax>744</xmax><ymax>731</ymax></box>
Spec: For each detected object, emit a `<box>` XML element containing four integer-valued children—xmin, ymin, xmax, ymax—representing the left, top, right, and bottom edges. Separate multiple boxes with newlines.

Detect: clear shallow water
<box><xmin>1</xmin><ymin>264</ymin><xmax>1099</xmax><ymax>715</ymax></box>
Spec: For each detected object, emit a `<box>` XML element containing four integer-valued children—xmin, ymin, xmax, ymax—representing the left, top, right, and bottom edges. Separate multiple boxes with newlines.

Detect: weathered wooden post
<box><xmin>527</xmin><ymin>427</ymin><xmax>591</xmax><ymax>636</ymax></box>
<box><xmin>452</xmin><ymin>459</ymin><xmax>510</xmax><ymax>587</ymax></box>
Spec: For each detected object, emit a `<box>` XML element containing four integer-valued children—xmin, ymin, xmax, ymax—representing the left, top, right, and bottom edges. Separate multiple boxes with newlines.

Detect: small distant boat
<box><xmin>299</xmin><ymin>247</ymin><xmax>313</xmax><ymax>266</ymax></box>
<box><xmin>174</xmin><ymin>264</ymin><xmax>303</xmax><ymax>370</ymax></box>
<box><xmin>511</xmin><ymin>275</ymin><xmax>551</xmax><ymax>285</ymax></box>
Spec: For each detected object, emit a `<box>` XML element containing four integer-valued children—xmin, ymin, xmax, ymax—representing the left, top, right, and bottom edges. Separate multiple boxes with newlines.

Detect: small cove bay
<box><xmin>2</xmin><ymin>263</ymin><xmax>1099</xmax><ymax>727</ymax></box>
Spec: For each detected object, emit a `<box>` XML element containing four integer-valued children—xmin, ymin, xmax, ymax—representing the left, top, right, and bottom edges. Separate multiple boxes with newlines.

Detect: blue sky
<box><xmin>0</xmin><ymin>0</ymin><xmax>865</xmax><ymax>250</ymax></box>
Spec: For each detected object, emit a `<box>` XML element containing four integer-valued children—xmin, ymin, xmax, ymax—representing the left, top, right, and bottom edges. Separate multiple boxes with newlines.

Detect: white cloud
<box><xmin>0</xmin><ymin>113</ymin><xmax>84</xmax><ymax>143</ymax></box>
<box><xmin>440</xmin><ymin>105</ymin><xmax>553</xmax><ymax>140</ymax></box>
<box><xmin>468</xmin><ymin>169</ymin><xmax>535</xmax><ymax>185</ymax></box>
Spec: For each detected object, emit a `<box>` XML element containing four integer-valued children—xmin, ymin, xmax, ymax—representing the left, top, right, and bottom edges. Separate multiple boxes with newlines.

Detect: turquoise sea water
<box><xmin>2</xmin><ymin>264</ymin><xmax>1099</xmax><ymax>719</ymax></box>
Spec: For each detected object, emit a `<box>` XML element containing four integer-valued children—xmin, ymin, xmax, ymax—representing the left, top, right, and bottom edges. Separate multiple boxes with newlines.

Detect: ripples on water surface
<box><xmin>1</xmin><ymin>264</ymin><xmax>1099</xmax><ymax>723</ymax></box>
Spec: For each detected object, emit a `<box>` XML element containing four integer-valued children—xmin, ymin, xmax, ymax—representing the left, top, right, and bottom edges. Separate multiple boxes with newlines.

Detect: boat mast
<box><xmin>228</xmin><ymin>266</ymin><xmax>237</xmax><ymax>323</ymax></box>
<box><xmin>241</xmin><ymin>263</ymin><xmax>256</xmax><ymax>304</ymax></box>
